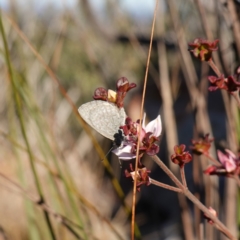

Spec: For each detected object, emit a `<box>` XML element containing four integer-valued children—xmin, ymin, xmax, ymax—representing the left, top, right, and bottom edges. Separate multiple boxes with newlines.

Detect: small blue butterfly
<box><xmin>78</xmin><ymin>100</ymin><xmax>126</xmax><ymax>141</ymax></box>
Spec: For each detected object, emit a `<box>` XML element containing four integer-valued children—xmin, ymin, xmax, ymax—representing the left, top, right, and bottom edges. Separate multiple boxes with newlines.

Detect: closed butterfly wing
<box><xmin>78</xmin><ymin>100</ymin><xmax>126</xmax><ymax>140</ymax></box>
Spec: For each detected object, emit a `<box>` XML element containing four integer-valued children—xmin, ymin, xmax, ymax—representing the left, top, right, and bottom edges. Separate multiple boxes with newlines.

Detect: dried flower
<box><xmin>218</xmin><ymin>149</ymin><xmax>237</xmax><ymax>172</ymax></box>
<box><xmin>112</xmin><ymin>114</ymin><xmax>161</xmax><ymax>160</ymax></box>
<box><xmin>190</xmin><ymin>134</ymin><xmax>214</xmax><ymax>155</ymax></box>
<box><xmin>188</xmin><ymin>38</ymin><xmax>219</xmax><ymax>61</ymax></box>
<box><xmin>204</xmin><ymin>149</ymin><xmax>240</xmax><ymax>177</ymax></box>
<box><xmin>208</xmin><ymin>75</ymin><xmax>240</xmax><ymax>92</ymax></box>
<box><xmin>115</xmin><ymin>77</ymin><xmax>137</xmax><ymax>108</ymax></box>
<box><xmin>171</xmin><ymin>144</ymin><xmax>192</xmax><ymax>168</ymax></box>
<box><xmin>208</xmin><ymin>75</ymin><xmax>225</xmax><ymax>91</ymax></box>
<box><xmin>125</xmin><ymin>165</ymin><xmax>151</xmax><ymax>191</ymax></box>
<box><xmin>224</xmin><ymin>76</ymin><xmax>240</xmax><ymax>92</ymax></box>
<box><xmin>93</xmin><ymin>77</ymin><xmax>136</xmax><ymax>108</ymax></box>
<box><xmin>93</xmin><ymin>87</ymin><xmax>108</xmax><ymax>101</ymax></box>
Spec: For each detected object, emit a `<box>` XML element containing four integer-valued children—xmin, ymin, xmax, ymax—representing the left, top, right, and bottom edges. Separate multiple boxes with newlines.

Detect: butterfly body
<box><xmin>78</xmin><ymin>100</ymin><xmax>126</xmax><ymax>140</ymax></box>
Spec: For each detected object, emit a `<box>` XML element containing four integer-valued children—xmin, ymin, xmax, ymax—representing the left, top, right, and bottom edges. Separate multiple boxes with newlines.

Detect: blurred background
<box><xmin>0</xmin><ymin>0</ymin><xmax>240</xmax><ymax>239</ymax></box>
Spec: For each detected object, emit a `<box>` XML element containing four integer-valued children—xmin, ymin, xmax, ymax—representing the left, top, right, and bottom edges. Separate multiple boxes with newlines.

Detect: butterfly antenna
<box><xmin>101</xmin><ymin>144</ymin><xmax>122</xmax><ymax>167</ymax></box>
<box><xmin>101</xmin><ymin>147</ymin><xmax>113</xmax><ymax>161</ymax></box>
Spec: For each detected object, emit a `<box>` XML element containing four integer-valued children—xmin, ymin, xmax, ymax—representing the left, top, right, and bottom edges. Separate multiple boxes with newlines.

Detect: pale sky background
<box><xmin>0</xmin><ymin>0</ymin><xmax>156</xmax><ymax>19</ymax></box>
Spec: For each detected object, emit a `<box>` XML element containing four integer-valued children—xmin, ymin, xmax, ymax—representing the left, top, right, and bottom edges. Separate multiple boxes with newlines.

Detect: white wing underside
<box><xmin>78</xmin><ymin>100</ymin><xmax>126</xmax><ymax>140</ymax></box>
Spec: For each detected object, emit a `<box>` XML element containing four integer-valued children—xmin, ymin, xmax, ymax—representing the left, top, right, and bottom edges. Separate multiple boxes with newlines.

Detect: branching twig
<box><xmin>149</xmin><ymin>178</ymin><xmax>183</xmax><ymax>193</ymax></box>
<box><xmin>151</xmin><ymin>155</ymin><xmax>236</xmax><ymax>240</ymax></box>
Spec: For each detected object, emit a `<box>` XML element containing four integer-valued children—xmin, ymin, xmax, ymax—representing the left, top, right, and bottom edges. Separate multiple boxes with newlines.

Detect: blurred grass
<box><xmin>0</xmin><ymin>0</ymin><xmax>239</xmax><ymax>239</ymax></box>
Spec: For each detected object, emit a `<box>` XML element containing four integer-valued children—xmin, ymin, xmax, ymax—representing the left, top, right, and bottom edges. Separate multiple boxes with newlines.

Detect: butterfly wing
<box><xmin>78</xmin><ymin>100</ymin><xmax>126</xmax><ymax>140</ymax></box>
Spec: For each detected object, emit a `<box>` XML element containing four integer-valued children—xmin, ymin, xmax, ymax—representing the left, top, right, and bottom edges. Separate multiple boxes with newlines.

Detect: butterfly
<box><xmin>78</xmin><ymin>100</ymin><xmax>126</xmax><ymax>142</ymax></box>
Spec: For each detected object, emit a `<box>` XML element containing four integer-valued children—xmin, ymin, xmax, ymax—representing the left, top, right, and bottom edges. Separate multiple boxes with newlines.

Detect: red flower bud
<box><xmin>171</xmin><ymin>144</ymin><xmax>192</xmax><ymax>168</ymax></box>
<box><xmin>93</xmin><ymin>87</ymin><xmax>108</xmax><ymax>101</ymax></box>
<box><xmin>116</xmin><ymin>77</ymin><xmax>137</xmax><ymax>108</ymax></box>
<box><xmin>188</xmin><ymin>38</ymin><xmax>219</xmax><ymax>61</ymax></box>
<box><xmin>125</xmin><ymin>165</ymin><xmax>151</xmax><ymax>191</ymax></box>
<box><xmin>190</xmin><ymin>134</ymin><xmax>214</xmax><ymax>155</ymax></box>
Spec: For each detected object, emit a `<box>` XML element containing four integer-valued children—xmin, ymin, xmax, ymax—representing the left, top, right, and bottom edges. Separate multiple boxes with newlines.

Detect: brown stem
<box><xmin>184</xmin><ymin>188</ymin><xmax>235</xmax><ymax>239</ymax></box>
<box><xmin>203</xmin><ymin>152</ymin><xmax>222</xmax><ymax>167</ymax></box>
<box><xmin>208</xmin><ymin>59</ymin><xmax>222</xmax><ymax>77</ymax></box>
<box><xmin>131</xmin><ymin>1</ymin><xmax>159</xmax><ymax>239</ymax></box>
<box><xmin>152</xmin><ymin>156</ymin><xmax>183</xmax><ymax>189</ymax></box>
<box><xmin>151</xmin><ymin>155</ymin><xmax>236</xmax><ymax>240</ymax></box>
<box><xmin>180</xmin><ymin>167</ymin><xmax>187</xmax><ymax>188</ymax></box>
<box><xmin>149</xmin><ymin>178</ymin><xmax>183</xmax><ymax>193</ymax></box>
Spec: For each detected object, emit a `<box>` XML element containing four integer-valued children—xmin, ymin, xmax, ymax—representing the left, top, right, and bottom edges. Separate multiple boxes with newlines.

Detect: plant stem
<box><xmin>180</xmin><ymin>167</ymin><xmax>187</xmax><ymax>188</ymax></box>
<box><xmin>208</xmin><ymin>59</ymin><xmax>222</xmax><ymax>77</ymax></box>
<box><xmin>207</xmin><ymin>60</ymin><xmax>240</xmax><ymax>108</ymax></box>
<box><xmin>131</xmin><ymin>1</ymin><xmax>159</xmax><ymax>239</ymax></box>
<box><xmin>203</xmin><ymin>152</ymin><xmax>222</xmax><ymax>166</ymax></box>
<box><xmin>149</xmin><ymin>178</ymin><xmax>183</xmax><ymax>193</ymax></box>
<box><xmin>151</xmin><ymin>155</ymin><xmax>236</xmax><ymax>240</ymax></box>
<box><xmin>0</xmin><ymin>11</ymin><xmax>56</xmax><ymax>240</ymax></box>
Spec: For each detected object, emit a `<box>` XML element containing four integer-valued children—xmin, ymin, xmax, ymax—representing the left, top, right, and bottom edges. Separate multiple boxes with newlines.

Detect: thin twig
<box><xmin>149</xmin><ymin>178</ymin><xmax>183</xmax><ymax>193</ymax></box>
<box><xmin>208</xmin><ymin>59</ymin><xmax>222</xmax><ymax>77</ymax></box>
<box><xmin>131</xmin><ymin>1</ymin><xmax>159</xmax><ymax>239</ymax></box>
<box><xmin>151</xmin><ymin>155</ymin><xmax>236</xmax><ymax>240</ymax></box>
<box><xmin>180</xmin><ymin>167</ymin><xmax>187</xmax><ymax>188</ymax></box>
<box><xmin>203</xmin><ymin>152</ymin><xmax>222</xmax><ymax>167</ymax></box>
